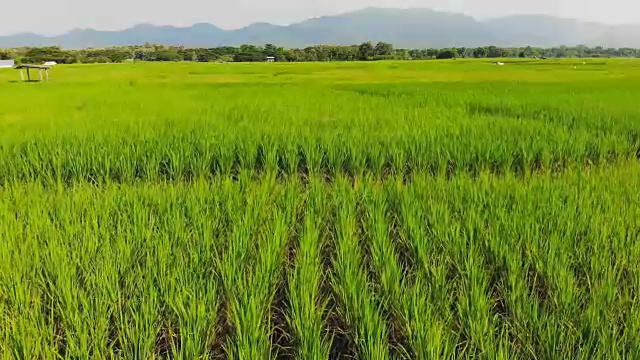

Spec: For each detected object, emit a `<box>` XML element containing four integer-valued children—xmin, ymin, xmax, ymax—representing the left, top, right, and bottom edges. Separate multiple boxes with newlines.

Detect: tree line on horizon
<box><xmin>2</xmin><ymin>42</ymin><xmax>640</xmax><ymax>64</ymax></box>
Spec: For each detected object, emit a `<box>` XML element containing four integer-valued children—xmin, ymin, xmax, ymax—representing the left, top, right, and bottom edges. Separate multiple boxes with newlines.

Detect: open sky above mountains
<box><xmin>0</xmin><ymin>0</ymin><xmax>636</xmax><ymax>36</ymax></box>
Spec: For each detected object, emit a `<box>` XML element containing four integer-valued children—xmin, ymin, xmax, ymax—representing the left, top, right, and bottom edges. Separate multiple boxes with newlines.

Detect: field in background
<box><xmin>1</xmin><ymin>59</ymin><xmax>640</xmax><ymax>359</ymax></box>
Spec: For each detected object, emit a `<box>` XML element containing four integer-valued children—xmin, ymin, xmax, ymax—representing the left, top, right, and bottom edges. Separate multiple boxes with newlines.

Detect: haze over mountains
<box><xmin>1</xmin><ymin>7</ymin><xmax>639</xmax><ymax>49</ymax></box>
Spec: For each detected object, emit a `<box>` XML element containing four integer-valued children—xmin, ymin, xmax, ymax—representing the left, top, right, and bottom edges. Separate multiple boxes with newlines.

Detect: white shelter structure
<box><xmin>266</xmin><ymin>56</ymin><xmax>275</xmax><ymax>62</ymax></box>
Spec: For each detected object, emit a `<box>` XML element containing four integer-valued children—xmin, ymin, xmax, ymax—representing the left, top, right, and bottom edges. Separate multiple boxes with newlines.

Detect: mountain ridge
<box><xmin>2</xmin><ymin>7</ymin><xmax>640</xmax><ymax>49</ymax></box>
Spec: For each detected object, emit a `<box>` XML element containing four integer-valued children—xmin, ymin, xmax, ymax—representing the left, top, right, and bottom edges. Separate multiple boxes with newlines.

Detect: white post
<box><xmin>46</xmin><ymin>69</ymin><xmax>49</xmax><ymax>81</ymax></box>
<box><xmin>20</xmin><ymin>70</ymin><xmax>24</xmax><ymax>81</ymax></box>
<box><xmin>39</xmin><ymin>69</ymin><xmax>43</xmax><ymax>81</ymax></box>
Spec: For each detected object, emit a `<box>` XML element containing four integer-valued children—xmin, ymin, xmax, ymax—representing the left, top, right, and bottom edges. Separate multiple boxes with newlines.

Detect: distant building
<box><xmin>0</xmin><ymin>60</ymin><xmax>15</xmax><ymax>69</ymax></box>
<box><xmin>43</xmin><ymin>61</ymin><xmax>58</xmax><ymax>66</ymax></box>
<box><xmin>266</xmin><ymin>56</ymin><xmax>275</xmax><ymax>62</ymax></box>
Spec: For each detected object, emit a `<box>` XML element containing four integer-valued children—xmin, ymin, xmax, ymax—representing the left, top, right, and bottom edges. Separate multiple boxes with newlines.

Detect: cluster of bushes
<box><xmin>2</xmin><ymin>43</ymin><xmax>639</xmax><ymax>64</ymax></box>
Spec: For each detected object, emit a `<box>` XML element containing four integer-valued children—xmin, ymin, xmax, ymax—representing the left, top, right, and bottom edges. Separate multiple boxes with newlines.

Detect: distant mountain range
<box><xmin>2</xmin><ymin>8</ymin><xmax>640</xmax><ymax>49</ymax></box>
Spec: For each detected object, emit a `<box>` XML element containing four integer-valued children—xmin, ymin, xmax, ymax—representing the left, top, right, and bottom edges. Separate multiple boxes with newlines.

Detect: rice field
<box><xmin>1</xmin><ymin>59</ymin><xmax>640</xmax><ymax>359</ymax></box>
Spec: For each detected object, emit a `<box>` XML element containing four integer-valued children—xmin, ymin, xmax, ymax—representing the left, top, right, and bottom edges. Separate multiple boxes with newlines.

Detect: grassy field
<box><xmin>1</xmin><ymin>59</ymin><xmax>640</xmax><ymax>359</ymax></box>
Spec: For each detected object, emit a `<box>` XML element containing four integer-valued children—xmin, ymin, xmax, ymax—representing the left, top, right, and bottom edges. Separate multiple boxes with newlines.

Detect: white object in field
<box><xmin>0</xmin><ymin>59</ymin><xmax>15</xmax><ymax>68</ymax></box>
<box><xmin>494</xmin><ymin>61</ymin><xmax>505</xmax><ymax>66</ymax></box>
<box><xmin>265</xmin><ymin>56</ymin><xmax>275</xmax><ymax>62</ymax></box>
<box><xmin>43</xmin><ymin>61</ymin><xmax>57</xmax><ymax>66</ymax></box>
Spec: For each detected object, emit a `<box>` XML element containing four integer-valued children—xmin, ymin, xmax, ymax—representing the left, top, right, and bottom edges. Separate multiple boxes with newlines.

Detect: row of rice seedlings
<box><xmin>217</xmin><ymin>173</ymin><xmax>298</xmax><ymax>359</ymax></box>
<box><xmin>629</xmin><ymin>238</ymin><xmax>640</xmax><ymax>357</ymax></box>
<box><xmin>20</xmin><ymin>187</ymin><xmax>163</xmax><ymax>359</ymax></box>
<box><xmin>0</xmin><ymin>181</ymin><xmax>232</xmax><ymax>359</ymax></box>
<box><xmin>401</xmin><ymin>168</ymin><xmax>640</xmax><ymax>359</ymax></box>
<box><xmin>395</xmin><ymin>183</ymin><xmax>459</xmax><ymax>359</ymax></box>
<box><xmin>445</xmin><ymin>182</ymin><xmax>512</xmax><ymax>358</ymax></box>
<box><xmin>535</xmin><ymin>172</ymin><xmax>636</xmax><ymax>358</ymax></box>
<box><xmin>0</xmin><ymin>117</ymin><xmax>635</xmax><ymax>186</ymax></box>
<box><xmin>334</xmin><ymin>167</ymin><xmax>640</xmax><ymax>359</ymax></box>
<box><xmin>146</xmin><ymin>181</ymin><xmax>226</xmax><ymax>359</ymax></box>
<box><xmin>515</xmin><ymin>172</ymin><xmax>640</xmax><ymax>358</ymax></box>
<box><xmin>359</xmin><ymin>184</ymin><xmax>409</xmax><ymax>357</ymax></box>
<box><xmin>474</xmin><ymin>188</ymin><xmax>544</xmax><ymax>359</ymax></box>
<box><xmin>105</xmin><ymin>184</ymin><xmax>227</xmax><ymax>359</ymax></box>
<box><xmin>330</xmin><ymin>178</ymin><xmax>390</xmax><ymax>359</ymax></box>
<box><xmin>215</xmin><ymin>178</ymin><xmax>267</xmax><ymax>359</ymax></box>
<box><xmin>285</xmin><ymin>178</ymin><xmax>332</xmax><ymax>359</ymax></box>
<box><xmin>626</xmin><ymin>171</ymin><xmax>640</xmax><ymax>356</ymax></box>
<box><xmin>0</xmin><ymin>185</ymin><xmax>57</xmax><ymax>359</ymax></box>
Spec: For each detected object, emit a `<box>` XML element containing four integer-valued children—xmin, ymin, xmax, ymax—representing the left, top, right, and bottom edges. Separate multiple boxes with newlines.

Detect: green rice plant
<box><xmin>330</xmin><ymin>178</ymin><xmax>390</xmax><ymax>360</ymax></box>
<box><xmin>218</xmin><ymin>175</ymin><xmax>298</xmax><ymax>359</ymax></box>
<box><xmin>155</xmin><ymin>184</ymin><xmax>224</xmax><ymax>359</ymax></box>
<box><xmin>395</xmin><ymin>182</ymin><xmax>458</xmax><ymax>359</ymax></box>
<box><xmin>360</xmin><ymin>182</ymin><xmax>408</xmax><ymax>357</ymax></box>
<box><xmin>285</xmin><ymin>178</ymin><xmax>331</xmax><ymax>359</ymax></box>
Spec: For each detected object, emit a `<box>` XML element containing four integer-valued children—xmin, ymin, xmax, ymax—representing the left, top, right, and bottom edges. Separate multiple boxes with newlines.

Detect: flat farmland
<box><xmin>1</xmin><ymin>59</ymin><xmax>639</xmax><ymax>359</ymax></box>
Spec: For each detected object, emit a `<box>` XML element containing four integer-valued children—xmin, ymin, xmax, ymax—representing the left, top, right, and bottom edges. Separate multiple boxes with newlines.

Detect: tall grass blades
<box><xmin>286</xmin><ymin>178</ymin><xmax>331</xmax><ymax>359</ymax></box>
<box><xmin>330</xmin><ymin>178</ymin><xmax>391</xmax><ymax>359</ymax></box>
<box><xmin>360</xmin><ymin>183</ymin><xmax>408</xmax><ymax>357</ymax></box>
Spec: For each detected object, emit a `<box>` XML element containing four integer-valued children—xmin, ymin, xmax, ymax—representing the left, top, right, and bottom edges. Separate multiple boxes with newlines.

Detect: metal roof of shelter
<box><xmin>15</xmin><ymin>64</ymin><xmax>51</xmax><ymax>69</ymax></box>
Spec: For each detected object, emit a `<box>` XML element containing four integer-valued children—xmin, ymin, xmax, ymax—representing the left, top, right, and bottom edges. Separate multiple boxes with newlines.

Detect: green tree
<box><xmin>357</xmin><ymin>42</ymin><xmax>375</xmax><ymax>60</ymax></box>
<box><xmin>155</xmin><ymin>51</ymin><xmax>181</xmax><ymax>62</ymax></box>
<box><xmin>456</xmin><ymin>47</ymin><xmax>468</xmax><ymax>58</ymax></box>
<box><xmin>23</xmin><ymin>46</ymin><xmax>76</xmax><ymax>64</ymax></box>
<box><xmin>195</xmin><ymin>48</ymin><xmax>220</xmax><ymax>62</ymax></box>
<box><xmin>374</xmin><ymin>41</ymin><xmax>394</xmax><ymax>57</ymax></box>
<box><xmin>264</xmin><ymin>44</ymin><xmax>278</xmax><ymax>56</ymax></box>
<box><xmin>436</xmin><ymin>48</ymin><xmax>458</xmax><ymax>59</ymax></box>
<box><xmin>473</xmin><ymin>47</ymin><xmax>488</xmax><ymax>58</ymax></box>
<box><xmin>234</xmin><ymin>45</ymin><xmax>264</xmax><ymax>62</ymax></box>
<box><xmin>486</xmin><ymin>46</ymin><xmax>503</xmax><ymax>58</ymax></box>
<box><xmin>394</xmin><ymin>48</ymin><xmax>410</xmax><ymax>60</ymax></box>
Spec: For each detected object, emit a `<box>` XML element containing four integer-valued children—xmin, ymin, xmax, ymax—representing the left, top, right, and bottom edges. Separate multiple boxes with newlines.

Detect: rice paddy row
<box><xmin>0</xmin><ymin>127</ymin><xmax>637</xmax><ymax>185</ymax></box>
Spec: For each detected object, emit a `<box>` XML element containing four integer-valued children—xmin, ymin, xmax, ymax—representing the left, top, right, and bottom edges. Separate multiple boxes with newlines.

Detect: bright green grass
<box><xmin>0</xmin><ymin>59</ymin><xmax>639</xmax><ymax>359</ymax></box>
<box><xmin>1</xmin><ymin>59</ymin><xmax>639</xmax><ymax>183</ymax></box>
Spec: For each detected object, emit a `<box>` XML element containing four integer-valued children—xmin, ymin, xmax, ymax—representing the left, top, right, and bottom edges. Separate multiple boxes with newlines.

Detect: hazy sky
<box><xmin>0</xmin><ymin>0</ymin><xmax>634</xmax><ymax>36</ymax></box>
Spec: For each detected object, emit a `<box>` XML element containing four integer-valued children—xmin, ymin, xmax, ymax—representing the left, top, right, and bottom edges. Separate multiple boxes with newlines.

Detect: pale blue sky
<box><xmin>0</xmin><ymin>0</ymin><xmax>634</xmax><ymax>36</ymax></box>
